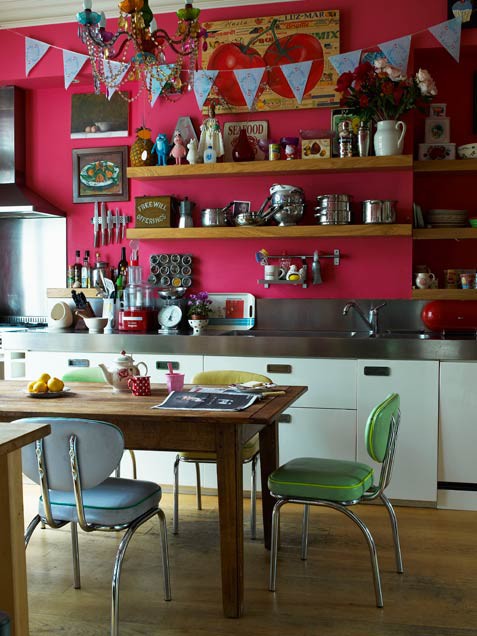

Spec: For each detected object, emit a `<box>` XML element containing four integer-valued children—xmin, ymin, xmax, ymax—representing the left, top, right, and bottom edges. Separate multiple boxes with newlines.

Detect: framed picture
<box><xmin>72</xmin><ymin>146</ymin><xmax>129</xmax><ymax>203</ymax></box>
<box><xmin>425</xmin><ymin>117</ymin><xmax>450</xmax><ymax>143</ymax></box>
<box><xmin>448</xmin><ymin>1</ymin><xmax>477</xmax><ymax>28</ymax></box>
<box><xmin>430</xmin><ymin>103</ymin><xmax>447</xmax><ymax>117</ymax></box>
<box><xmin>473</xmin><ymin>73</ymin><xmax>477</xmax><ymax>133</ymax></box>
<box><xmin>331</xmin><ymin>108</ymin><xmax>361</xmax><ymax>156</ymax></box>
<box><xmin>223</xmin><ymin>121</ymin><xmax>268</xmax><ymax>161</ymax></box>
<box><xmin>71</xmin><ymin>92</ymin><xmax>129</xmax><ymax>139</ymax></box>
<box><xmin>233</xmin><ymin>201</ymin><xmax>251</xmax><ymax>215</ymax></box>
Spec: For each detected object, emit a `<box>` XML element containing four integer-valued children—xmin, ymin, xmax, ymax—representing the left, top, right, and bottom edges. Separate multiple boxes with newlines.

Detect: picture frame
<box><xmin>72</xmin><ymin>146</ymin><xmax>129</xmax><ymax>203</ymax></box>
<box><xmin>448</xmin><ymin>1</ymin><xmax>477</xmax><ymax>28</ymax></box>
<box><xmin>473</xmin><ymin>73</ymin><xmax>477</xmax><ymax>133</ymax></box>
<box><xmin>71</xmin><ymin>92</ymin><xmax>129</xmax><ymax>139</ymax></box>
<box><xmin>424</xmin><ymin>117</ymin><xmax>450</xmax><ymax>143</ymax></box>
<box><xmin>430</xmin><ymin>103</ymin><xmax>447</xmax><ymax>117</ymax></box>
<box><xmin>331</xmin><ymin>108</ymin><xmax>361</xmax><ymax>156</ymax></box>
<box><xmin>233</xmin><ymin>201</ymin><xmax>251</xmax><ymax>215</ymax></box>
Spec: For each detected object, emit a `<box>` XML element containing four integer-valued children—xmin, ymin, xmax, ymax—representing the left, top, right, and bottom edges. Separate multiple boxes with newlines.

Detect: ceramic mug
<box><xmin>165</xmin><ymin>373</ymin><xmax>185</xmax><ymax>392</ymax></box>
<box><xmin>264</xmin><ymin>265</ymin><xmax>279</xmax><ymax>280</ymax></box>
<box><xmin>415</xmin><ymin>272</ymin><xmax>436</xmax><ymax>289</ymax></box>
<box><xmin>128</xmin><ymin>375</ymin><xmax>151</xmax><ymax>396</ymax></box>
<box><xmin>444</xmin><ymin>269</ymin><xmax>458</xmax><ymax>289</ymax></box>
<box><xmin>460</xmin><ymin>272</ymin><xmax>476</xmax><ymax>289</ymax></box>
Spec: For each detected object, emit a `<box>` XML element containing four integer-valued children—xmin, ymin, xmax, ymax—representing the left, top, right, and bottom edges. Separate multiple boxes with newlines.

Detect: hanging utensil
<box><xmin>93</xmin><ymin>201</ymin><xmax>100</xmax><ymax>248</ymax></box>
<box><xmin>114</xmin><ymin>208</ymin><xmax>120</xmax><ymax>243</ymax></box>
<box><xmin>100</xmin><ymin>202</ymin><xmax>108</xmax><ymax>246</ymax></box>
<box><xmin>107</xmin><ymin>208</ymin><xmax>114</xmax><ymax>244</ymax></box>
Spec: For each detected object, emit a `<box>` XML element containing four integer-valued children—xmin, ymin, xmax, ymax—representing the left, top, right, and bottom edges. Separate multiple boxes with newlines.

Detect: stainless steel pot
<box><xmin>201</xmin><ymin>201</ymin><xmax>234</xmax><ymax>226</ymax></box>
<box><xmin>316</xmin><ymin>194</ymin><xmax>352</xmax><ymax>208</ymax></box>
<box><xmin>270</xmin><ymin>184</ymin><xmax>305</xmax><ymax>206</ymax></box>
<box><xmin>362</xmin><ymin>199</ymin><xmax>397</xmax><ymax>224</ymax></box>
<box><xmin>314</xmin><ymin>207</ymin><xmax>352</xmax><ymax>225</ymax></box>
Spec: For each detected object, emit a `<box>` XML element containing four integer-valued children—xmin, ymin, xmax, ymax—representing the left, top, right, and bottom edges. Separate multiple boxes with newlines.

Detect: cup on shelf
<box><xmin>444</xmin><ymin>269</ymin><xmax>459</xmax><ymax>289</ymax></box>
<box><xmin>165</xmin><ymin>373</ymin><xmax>185</xmax><ymax>393</ymax></box>
<box><xmin>460</xmin><ymin>272</ymin><xmax>476</xmax><ymax>289</ymax></box>
<box><xmin>415</xmin><ymin>272</ymin><xmax>436</xmax><ymax>289</ymax></box>
<box><xmin>264</xmin><ymin>265</ymin><xmax>279</xmax><ymax>280</ymax></box>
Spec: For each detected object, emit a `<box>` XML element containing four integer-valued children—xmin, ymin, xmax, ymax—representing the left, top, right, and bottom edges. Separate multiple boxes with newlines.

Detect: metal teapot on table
<box><xmin>98</xmin><ymin>350</ymin><xmax>148</xmax><ymax>393</ymax></box>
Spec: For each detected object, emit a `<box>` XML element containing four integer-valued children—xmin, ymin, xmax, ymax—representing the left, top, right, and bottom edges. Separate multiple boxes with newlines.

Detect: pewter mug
<box><xmin>362</xmin><ymin>199</ymin><xmax>397</xmax><ymax>224</ymax></box>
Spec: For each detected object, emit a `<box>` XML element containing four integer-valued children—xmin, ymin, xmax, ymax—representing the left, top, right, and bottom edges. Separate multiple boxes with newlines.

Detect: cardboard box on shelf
<box><xmin>418</xmin><ymin>143</ymin><xmax>456</xmax><ymax>160</ymax></box>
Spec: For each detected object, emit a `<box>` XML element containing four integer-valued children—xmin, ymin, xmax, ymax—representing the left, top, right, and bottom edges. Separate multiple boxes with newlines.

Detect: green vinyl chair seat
<box><xmin>268</xmin><ymin>457</ymin><xmax>374</xmax><ymax>502</ymax></box>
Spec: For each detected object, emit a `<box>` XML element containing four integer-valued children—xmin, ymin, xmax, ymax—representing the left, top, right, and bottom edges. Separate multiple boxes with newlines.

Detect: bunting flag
<box><xmin>328</xmin><ymin>49</ymin><xmax>362</xmax><ymax>75</ymax></box>
<box><xmin>25</xmin><ymin>37</ymin><xmax>50</xmax><ymax>76</ymax></box>
<box><xmin>280</xmin><ymin>61</ymin><xmax>312</xmax><ymax>104</ymax></box>
<box><xmin>378</xmin><ymin>35</ymin><xmax>411</xmax><ymax>73</ymax></box>
<box><xmin>233</xmin><ymin>67</ymin><xmax>265</xmax><ymax>110</ymax></box>
<box><xmin>428</xmin><ymin>18</ymin><xmax>462</xmax><ymax>62</ymax></box>
<box><xmin>103</xmin><ymin>60</ymin><xmax>130</xmax><ymax>99</ymax></box>
<box><xmin>63</xmin><ymin>50</ymin><xmax>88</xmax><ymax>89</ymax></box>
<box><xmin>148</xmin><ymin>64</ymin><xmax>174</xmax><ymax>106</ymax></box>
<box><xmin>193</xmin><ymin>69</ymin><xmax>218</xmax><ymax>110</ymax></box>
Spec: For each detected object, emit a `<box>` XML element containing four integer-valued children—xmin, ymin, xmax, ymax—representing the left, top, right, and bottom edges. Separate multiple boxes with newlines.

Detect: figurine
<box><xmin>198</xmin><ymin>102</ymin><xmax>224</xmax><ymax>162</ymax></box>
<box><xmin>170</xmin><ymin>130</ymin><xmax>187</xmax><ymax>165</ymax></box>
<box><xmin>284</xmin><ymin>143</ymin><xmax>297</xmax><ymax>160</ymax></box>
<box><xmin>186</xmin><ymin>138</ymin><xmax>198</xmax><ymax>164</ymax></box>
<box><xmin>151</xmin><ymin>133</ymin><xmax>170</xmax><ymax>166</ymax></box>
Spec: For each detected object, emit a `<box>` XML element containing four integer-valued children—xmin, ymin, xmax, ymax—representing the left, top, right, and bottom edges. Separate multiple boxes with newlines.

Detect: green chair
<box><xmin>62</xmin><ymin>367</ymin><xmax>137</xmax><ymax>479</ymax></box>
<box><xmin>268</xmin><ymin>393</ymin><xmax>403</xmax><ymax>607</ymax></box>
<box><xmin>173</xmin><ymin>369</ymin><xmax>272</xmax><ymax>538</ymax></box>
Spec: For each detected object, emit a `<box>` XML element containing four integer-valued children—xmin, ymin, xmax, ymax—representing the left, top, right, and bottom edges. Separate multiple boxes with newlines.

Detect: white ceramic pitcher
<box><xmin>374</xmin><ymin>120</ymin><xmax>407</xmax><ymax>156</ymax></box>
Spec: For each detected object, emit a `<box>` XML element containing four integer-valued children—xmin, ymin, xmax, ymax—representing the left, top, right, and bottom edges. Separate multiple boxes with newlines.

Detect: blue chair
<box><xmin>268</xmin><ymin>393</ymin><xmax>403</xmax><ymax>607</ymax></box>
<box><xmin>18</xmin><ymin>417</ymin><xmax>171</xmax><ymax>636</ymax></box>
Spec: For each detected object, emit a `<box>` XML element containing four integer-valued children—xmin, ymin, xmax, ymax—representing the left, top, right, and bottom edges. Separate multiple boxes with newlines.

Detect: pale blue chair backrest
<box><xmin>17</xmin><ymin>417</ymin><xmax>124</xmax><ymax>491</ymax></box>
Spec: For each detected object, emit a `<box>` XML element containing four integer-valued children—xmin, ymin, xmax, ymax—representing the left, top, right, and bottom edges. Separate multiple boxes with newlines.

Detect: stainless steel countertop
<box><xmin>2</xmin><ymin>329</ymin><xmax>477</xmax><ymax>361</ymax></box>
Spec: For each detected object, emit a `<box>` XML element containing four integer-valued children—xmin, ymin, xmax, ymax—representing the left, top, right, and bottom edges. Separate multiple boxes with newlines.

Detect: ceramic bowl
<box><xmin>457</xmin><ymin>143</ymin><xmax>477</xmax><ymax>159</ymax></box>
<box><xmin>48</xmin><ymin>301</ymin><xmax>74</xmax><ymax>330</ymax></box>
<box><xmin>82</xmin><ymin>316</ymin><xmax>109</xmax><ymax>334</ymax></box>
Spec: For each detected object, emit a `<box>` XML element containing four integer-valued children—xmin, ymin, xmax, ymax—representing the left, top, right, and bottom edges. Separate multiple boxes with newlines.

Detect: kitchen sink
<box><xmin>219</xmin><ymin>329</ymin><xmax>362</xmax><ymax>338</ymax></box>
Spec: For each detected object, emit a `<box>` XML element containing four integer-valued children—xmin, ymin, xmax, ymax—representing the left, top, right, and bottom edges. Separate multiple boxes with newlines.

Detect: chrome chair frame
<box><xmin>269</xmin><ymin>406</ymin><xmax>403</xmax><ymax>607</ymax></box>
<box><xmin>24</xmin><ymin>431</ymin><xmax>171</xmax><ymax>636</ymax></box>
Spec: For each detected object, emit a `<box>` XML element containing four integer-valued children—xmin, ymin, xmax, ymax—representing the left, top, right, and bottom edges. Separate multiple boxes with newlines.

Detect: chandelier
<box><xmin>76</xmin><ymin>0</ymin><xmax>207</xmax><ymax>101</ymax></box>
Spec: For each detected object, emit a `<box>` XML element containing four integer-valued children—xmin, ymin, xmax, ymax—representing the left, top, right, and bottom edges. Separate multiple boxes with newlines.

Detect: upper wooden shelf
<box><xmin>411</xmin><ymin>289</ymin><xmax>477</xmax><ymax>300</ymax></box>
<box><xmin>413</xmin><ymin>228</ymin><xmax>477</xmax><ymax>240</ymax></box>
<box><xmin>127</xmin><ymin>155</ymin><xmax>413</xmax><ymax>180</ymax></box>
<box><xmin>127</xmin><ymin>224</ymin><xmax>412</xmax><ymax>240</ymax></box>
<box><xmin>414</xmin><ymin>159</ymin><xmax>477</xmax><ymax>173</ymax></box>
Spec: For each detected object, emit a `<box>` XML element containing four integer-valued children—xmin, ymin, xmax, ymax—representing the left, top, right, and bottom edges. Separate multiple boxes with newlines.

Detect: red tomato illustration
<box><xmin>264</xmin><ymin>34</ymin><xmax>324</xmax><ymax>99</ymax></box>
<box><xmin>207</xmin><ymin>43</ymin><xmax>264</xmax><ymax>107</ymax></box>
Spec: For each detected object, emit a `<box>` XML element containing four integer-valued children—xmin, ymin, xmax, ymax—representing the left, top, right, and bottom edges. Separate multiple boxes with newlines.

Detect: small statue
<box><xmin>170</xmin><ymin>130</ymin><xmax>187</xmax><ymax>165</ymax></box>
<box><xmin>186</xmin><ymin>138</ymin><xmax>198</xmax><ymax>164</ymax></box>
<box><xmin>151</xmin><ymin>133</ymin><xmax>170</xmax><ymax>167</ymax></box>
<box><xmin>198</xmin><ymin>102</ymin><xmax>224</xmax><ymax>162</ymax></box>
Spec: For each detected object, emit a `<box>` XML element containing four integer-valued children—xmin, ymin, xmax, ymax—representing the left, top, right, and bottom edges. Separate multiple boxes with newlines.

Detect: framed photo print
<box><xmin>71</xmin><ymin>92</ymin><xmax>129</xmax><ymax>139</ymax></box>
<box><xmin>233</xmin><ymin>201</ymin><xmax>251</xmax><ymax>215</ymax></box>
<box><xmin>72</xmin><ymin>146</ymin><xmax>129</xmax><ymax>203</ymax></box>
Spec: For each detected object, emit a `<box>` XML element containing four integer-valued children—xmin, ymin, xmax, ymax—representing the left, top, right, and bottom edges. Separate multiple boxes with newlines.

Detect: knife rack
<box><xmin>90</xmin><ymin>215</ymin><xmax>132</xmax><ymax>228</ymax></box>
<box><xmin>258</xmin><ymin>249</ymin><xmax>341</xmax><ymax>289</ymax></box>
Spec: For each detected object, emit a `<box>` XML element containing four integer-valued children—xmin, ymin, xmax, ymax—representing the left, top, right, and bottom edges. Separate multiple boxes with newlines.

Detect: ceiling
<box><xmin>0</xmin><ymin>0</ymin><xmax>297</xmax><ymax>29</ymax></box>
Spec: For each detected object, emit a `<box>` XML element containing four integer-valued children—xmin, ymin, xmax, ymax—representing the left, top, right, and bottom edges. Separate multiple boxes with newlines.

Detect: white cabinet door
<box><xmin>25</xmin><ymin>351</ymin><xmax>117</xmax><ymax>380</ymax></box>
<box><xmin>357</xmin><ymin>360</ymin><xmax>439</xmax><ymax>504</ymax></box>
<box><xmin>140</xmin><ymin>354</ymin><xmax>203</xmax><ymax>383</ymax></box>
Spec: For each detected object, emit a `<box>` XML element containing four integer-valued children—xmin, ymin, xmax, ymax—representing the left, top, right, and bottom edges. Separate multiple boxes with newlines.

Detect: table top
<box><xmin>0</xmin><ymin>421</ymin><xmax>51</xmax><ymax>456</ymax></box>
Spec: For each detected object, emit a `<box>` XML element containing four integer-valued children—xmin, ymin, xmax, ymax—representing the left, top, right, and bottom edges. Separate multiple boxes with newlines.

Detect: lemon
<box><xmin>27</xmin><ymin>381</ymin><xmax>36</xmax><ymax>393</ymax></box>
<box><xmin>48</xmin><ymin>377</ymin><xmax>64</xmax><ymax>393</ymax></box>
<box><xmin>38</xmin><ymin>373</ymin><xmax>51</xmax><ymax>384</ymax></box>
<box><xmin>32</xmin><ymin>381</ymin><xmax>48</xmax><ymax>393</ymax></box>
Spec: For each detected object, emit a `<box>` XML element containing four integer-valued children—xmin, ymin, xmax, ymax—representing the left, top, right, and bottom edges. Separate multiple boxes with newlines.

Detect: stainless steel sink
<box><xmin>220</xmin><ymin>329</ymin><xmax>361</xmax><ymax>338</ymax></box>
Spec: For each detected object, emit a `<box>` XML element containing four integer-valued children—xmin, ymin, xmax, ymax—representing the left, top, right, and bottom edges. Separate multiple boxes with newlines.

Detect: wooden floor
<box><xmin>23</xmin><ymin>483</ymin><xmax>477</xmax><ymax>636</ymax></box>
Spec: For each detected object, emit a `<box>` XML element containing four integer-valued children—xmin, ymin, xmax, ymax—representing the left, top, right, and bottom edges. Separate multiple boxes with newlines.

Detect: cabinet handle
<box><xmin>363</xmin><ymin>366</ymin><xmax>391</xmax><ymax>376</ymax></box>
<box><xmin>278</xmin><ymin>414</ymin><xmax>292</xmax><ymax>423</ymax></box>
<box><xmin>68</xmin><ymin>359</ymin><xmax>90</xmax><ymax>367</ymax></box>
<box><xmin>156</xmin><ymin>361</ymin><xmax>180</xmax><ymax>370</ymax></box>
<box><xmin>267</xmin><ymin>364</ymin><xmax>292</xmax><ymax>374</ymax></box>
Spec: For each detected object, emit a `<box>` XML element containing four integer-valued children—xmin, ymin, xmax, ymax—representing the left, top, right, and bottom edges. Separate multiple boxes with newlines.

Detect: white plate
<box><xmin>23</xmin><ymin>386</ymin><xmax>72</xmax><ymax>399</ymax></box>
<box><xmin>229</xmin><ymin>383</ymin><xmax>277</xmax><ymax>394</ymax></box>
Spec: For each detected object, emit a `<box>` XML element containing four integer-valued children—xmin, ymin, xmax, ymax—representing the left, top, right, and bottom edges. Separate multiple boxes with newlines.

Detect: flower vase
<box><xmin>188</xmin><ymin>317</ymin><xmax>209</xmax><ymax>335</ymax></box>
<box><xmin>232</xmin><ymin>128</ymin><xmax>255</xmax><ymax>162</ymax></box>
<box><xmin>374</xmin><ymin>120</ymin><xmax>406</xmax><ymax>156</ymax></box>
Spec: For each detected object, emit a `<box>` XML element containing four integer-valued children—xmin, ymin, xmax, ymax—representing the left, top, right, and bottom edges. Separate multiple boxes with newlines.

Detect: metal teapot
<box><xmin>98</xmin><ymin>350</ymin><xmax>148</xmax><ymax>393</ymax></box>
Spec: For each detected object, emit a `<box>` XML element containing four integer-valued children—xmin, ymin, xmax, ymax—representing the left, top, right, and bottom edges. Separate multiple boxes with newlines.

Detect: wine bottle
<box><xmin>73</xmin><ymin>250</ymin><xmax>82</xmax><ymax>287</ymax></box>
<box><xmin>117</xmin><ymin>247</ymin><xmax>128</xmax><ymax>286</ymax></box>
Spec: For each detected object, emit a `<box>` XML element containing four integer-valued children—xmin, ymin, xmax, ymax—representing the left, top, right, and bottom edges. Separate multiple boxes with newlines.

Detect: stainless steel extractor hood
<box><xmin>0</xmin><ymin>86</ymin><xmax>65</xmax><ymax>218</ymax></box>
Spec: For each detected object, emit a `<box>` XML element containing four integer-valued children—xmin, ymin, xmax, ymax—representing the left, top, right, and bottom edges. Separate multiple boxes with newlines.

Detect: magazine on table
<box><xmin>153</xmin><ymin>389</ymin><xmax>260</xmax><ymax>411</ymax></box>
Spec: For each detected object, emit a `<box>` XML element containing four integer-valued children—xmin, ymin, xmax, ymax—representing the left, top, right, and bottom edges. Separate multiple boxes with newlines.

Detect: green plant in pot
<box><xmin>187</xmin><ymin>291</ymin><xmax>213</xmax><ymax>320</ymax></box>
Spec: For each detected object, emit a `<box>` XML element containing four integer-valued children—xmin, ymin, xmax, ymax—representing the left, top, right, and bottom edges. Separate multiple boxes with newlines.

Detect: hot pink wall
<box><xmin>1</xmin><ymin>1</ymin><xmax>473</xmax><ymax>298</ymax></box>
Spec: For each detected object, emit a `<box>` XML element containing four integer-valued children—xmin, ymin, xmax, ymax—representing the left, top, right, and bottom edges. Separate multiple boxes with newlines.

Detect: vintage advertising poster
<box><xmin>201</xmin><ymin>10</ymin><xmax>340</xmax><ymax>114</ymax></box>
<box><xmin>223</xmin><ymin>120</ymin><xmax>268</xmax><ymax>161</ymax></box>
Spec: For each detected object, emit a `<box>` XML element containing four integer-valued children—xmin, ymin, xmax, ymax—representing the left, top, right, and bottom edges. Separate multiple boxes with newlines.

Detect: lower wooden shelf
<box><xmin>411</xmin><ymin>289</ymin><xmax>477</xmax><ymax>300</ymax></box>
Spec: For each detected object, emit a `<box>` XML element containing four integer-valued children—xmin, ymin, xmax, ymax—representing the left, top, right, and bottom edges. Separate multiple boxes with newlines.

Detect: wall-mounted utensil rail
<box><xmin>258</xmin><ymin>249</ymin><xmax>341</xmax><ymax>288</ymax></box>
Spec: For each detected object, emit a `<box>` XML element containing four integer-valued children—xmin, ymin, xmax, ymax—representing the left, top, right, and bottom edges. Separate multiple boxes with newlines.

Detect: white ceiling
<box><xmin>0</xmin><ymin>0</ymin><xmax>298</xmax><ymax>29</ymax></box>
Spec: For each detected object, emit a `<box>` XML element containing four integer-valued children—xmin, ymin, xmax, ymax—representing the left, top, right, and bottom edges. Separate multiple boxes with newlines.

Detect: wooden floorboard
<box><xmin>22</xmin><ymin>484</ymin><xmax>477</xmax><ymax>636</ymax></box>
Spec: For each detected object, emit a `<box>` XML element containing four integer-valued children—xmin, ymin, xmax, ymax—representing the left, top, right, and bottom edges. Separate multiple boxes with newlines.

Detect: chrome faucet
<box><xmin>342</xmin><ymin>301</ymin><xmax>387</xmax><ymax>337</ymax></box>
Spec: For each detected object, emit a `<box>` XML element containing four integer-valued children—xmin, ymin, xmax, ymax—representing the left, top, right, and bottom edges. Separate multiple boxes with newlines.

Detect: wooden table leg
<box><xmin>215</xmin><ymin>423</ymin><xmax>243</xmax><ymax>618</ymax></box>
<box><xmin>0</xmin><ymin>449</ymin><xmax>29</xmax><ymax>636</ymax></box>
<box><xmin>259</xmin><ymin>420</ymin><xmax>279</xmax><ymax>550</ymax></box>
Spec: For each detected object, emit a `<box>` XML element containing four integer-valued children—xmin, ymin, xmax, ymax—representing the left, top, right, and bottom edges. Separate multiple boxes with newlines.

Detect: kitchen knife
<box><xmin>107</xmin><ymin>208</ymin><xmax>114</xmax><ymax>245</ymax></box>
<box><xmin>93</xmin><ymin>201</ymin><xmax>100</xmax><ymax>248</ymax></box>
<box><xmin>114</xmin><ymin>208</ymin><xmax>120</xmax><ymax>243</ymax></box>
<box><xmin>120</xmin><ymin>212</ymin><xmax>126</xmax><ymax>242</ymax></box>
<box><xmin>101</xmin><ymin>202</ymin><xmax>108</xmax><ymax>246</ymax></box>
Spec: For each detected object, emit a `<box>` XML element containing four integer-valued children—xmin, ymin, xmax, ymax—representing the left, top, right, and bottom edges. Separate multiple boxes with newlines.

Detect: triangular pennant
<box><xmin>193</xmin><ymin>70</ymin><xmax>218</xmax><ymax>110</ymax></box>
<box><xmin>428</xmin><ymin>18</ymin><xmax>462</xmax><ymax>62</ymax></box>
<box><xmin>148</xmin><ymin>64</ymin><xmax>174</xmax><ymax>106</ymax></box>
<box><xmin>63</xmin><ymin>50</ymin><xmax>89</xmax><ymax>89</ymax></box>
<box><xmin>280</xmin><ymin>61</ymin><xmax>313</xmax><ymax>104</ymax></box>
<box><xmin>103</xmin><ymin>60</ymin><xmax>130</xmax><ymax>98</ymax></box>
<box><xmin>328</xmin><ymin>49</ymin><xmax>362</xmax><ymax>75</ymax></box>
<box><xmin>378</xmin><ymin>35</ymin><xmax>411</xmax><ymax>73</ymax></box>
<box><xmin>25</xmin><ymin>38</ymin><xmax>50</xmax><ymax>76</ymax></box>
<box><xmin>232</xmin><ymin>67</ymin><xmax>265</xmax><ymax>109</ymax></box>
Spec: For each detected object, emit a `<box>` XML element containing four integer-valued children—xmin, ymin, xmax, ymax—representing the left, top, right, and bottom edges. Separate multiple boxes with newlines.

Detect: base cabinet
<box><xmin>357</xmin><ymin>359</ymin><xmax>439</xmax><ymax>505</ymax></box>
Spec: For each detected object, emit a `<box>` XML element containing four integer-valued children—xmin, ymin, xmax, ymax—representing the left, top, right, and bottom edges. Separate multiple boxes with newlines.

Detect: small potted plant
<box><xmin>187</xmin><ymin>291</ymin><xmax>213</xmax><ymax>334</ymax></box>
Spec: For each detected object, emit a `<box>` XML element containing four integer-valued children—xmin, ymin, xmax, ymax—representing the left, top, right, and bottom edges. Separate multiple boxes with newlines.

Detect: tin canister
<box><xmin>269</xmin><ymin>143</ymin><xmax>281</xmax><ymax>161</ymax></box>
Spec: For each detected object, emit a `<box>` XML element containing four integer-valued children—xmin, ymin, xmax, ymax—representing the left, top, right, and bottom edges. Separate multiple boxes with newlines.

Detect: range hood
<box><xmin>0</xmin><ymin>86</ymin><xmax>65</xmax><ymax>218</ymax></box>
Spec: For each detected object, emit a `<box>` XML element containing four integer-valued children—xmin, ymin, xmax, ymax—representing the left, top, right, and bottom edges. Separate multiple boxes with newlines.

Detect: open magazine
<box><xmin>153</xmin><ymin>388</ymin><xmax>259</xmax><ymax>411</ymax></box>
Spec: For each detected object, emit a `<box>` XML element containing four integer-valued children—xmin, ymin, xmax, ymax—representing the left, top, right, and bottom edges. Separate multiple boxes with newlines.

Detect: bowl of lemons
<box><xmin>25</xmin><ymin>373</ymin><xmax>70</xmax><ymax>398</ymax></box>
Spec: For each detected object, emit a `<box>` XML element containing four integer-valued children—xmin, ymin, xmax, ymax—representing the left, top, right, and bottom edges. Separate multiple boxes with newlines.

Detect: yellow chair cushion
<box><xmin>179</xmin><ymin>433</ymin><xmax>260</xmax><ymax>462</ymax></box>
<box><xmin>192</xmin><ymin>370</ymin><xmax>271</xmax><ymax>386</ymax></box>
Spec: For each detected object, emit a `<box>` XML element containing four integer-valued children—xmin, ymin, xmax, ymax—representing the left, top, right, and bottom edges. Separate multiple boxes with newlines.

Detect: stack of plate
<box><xmin>426</xmin><ymin>209</ymin><xmax>468</xmax><ymax>227</ymax></box>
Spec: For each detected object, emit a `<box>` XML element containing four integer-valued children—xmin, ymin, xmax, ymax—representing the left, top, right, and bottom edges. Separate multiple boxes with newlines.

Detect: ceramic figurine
<box><xmin>151</xmin><ymin>133</ymin><xmax>170</xmax><ymax>166</ymax></box>
<box><xmin>170</xmin><ymin>130</ymin><xmax>187</xmax><ymax>165</ymax></box>
<box><xmin>186</xmin><ymin>138</ymin><xmax>198</xmax><ymax>164</ymax></box>
<box><xmin>198</xmin><ymin>102</ymin><xmax>224</xmax><ymax>162</ymax></box>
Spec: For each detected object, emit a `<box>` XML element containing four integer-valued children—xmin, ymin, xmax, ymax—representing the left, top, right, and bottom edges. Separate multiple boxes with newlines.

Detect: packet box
<box><xmin>301</xmin><ymin>138</ymin><xmax>331</xmax><ymax>159</ymax></box>
<box><xmin>418</xmin><ymin>143</ymin><xmax>456</xmax><ymax>161</ymax></box>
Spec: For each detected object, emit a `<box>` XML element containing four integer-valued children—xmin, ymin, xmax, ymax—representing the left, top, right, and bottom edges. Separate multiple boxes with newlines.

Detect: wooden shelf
<box><xmin>47</xmin><ymin>288</ymin><xmax>98</xmax><ymax>298</ymax></box>
<box><xmin>411</xmin><ymin>289</ymin><xmax>477</xmax><ymax>300</ymax></box>
<box><xmin>414</xmin><ymin>159</ymin><xmax>477</xmax><ymax>173</ymax></box>
<box><xmin>413</xmin><ymin>228</ymin><xmax>477</xmax><ymax>240</ymax></box>
<box><xmin>126</xmin><ymin>224</ymin><xmax>412</xmax><ymax>240</ymax></box>
<box><xmin>127</xmin><ymin>155</ymin><xmax>413</xmax><ymax>180</ymax></box>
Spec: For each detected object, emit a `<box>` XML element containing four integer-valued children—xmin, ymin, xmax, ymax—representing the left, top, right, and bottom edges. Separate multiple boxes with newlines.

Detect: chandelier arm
<box><xmin>152</xmin><ymin>28</ymin><xmax>197</xmax><ymax>56</ymax></box>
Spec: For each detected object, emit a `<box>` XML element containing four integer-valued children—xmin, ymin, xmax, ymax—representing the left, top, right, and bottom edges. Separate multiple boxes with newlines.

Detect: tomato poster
<box><xmin>201</xmin><ymin>10</ymin><xmax>340</xmax><ymax>113</ymax></box>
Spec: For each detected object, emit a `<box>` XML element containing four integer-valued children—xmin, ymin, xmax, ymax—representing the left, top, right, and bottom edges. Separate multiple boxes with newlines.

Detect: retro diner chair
<box><xmin>173</xmin><ymin>369</ymin><xmax>272</xmax><ymax>538</ymax></box>
<box><xmin>62</xmin><ymin>366</ymin><xmax>137</xmax><ymax>479</ymax></box>
<box><xmin>268</xmin><ymin>393</ymin><xmax>403</xmax><ymax>607</ymax></box>
<box><xmin>18</xmin><ymin>416</ymin><xmax>171</xmax><ymax>636</ymax></box>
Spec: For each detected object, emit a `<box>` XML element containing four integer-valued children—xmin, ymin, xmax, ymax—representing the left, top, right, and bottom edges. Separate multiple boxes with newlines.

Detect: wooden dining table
<box><xmin>0</xmin><ymin>380</ymin><xmax>307</xmax><ymax>621</ymax></box>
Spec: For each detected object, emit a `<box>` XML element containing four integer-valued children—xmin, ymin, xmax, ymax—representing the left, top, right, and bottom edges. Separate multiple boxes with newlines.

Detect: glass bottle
<box><xmin>73</xmin><ymin>250</ymin><xmax>82</xmax><ymax>287</ymax></box>
<box><xmin>117</xmin><ymin>247</ymin><xmax>128</xmax><ymax>285</ymax></box>
<box><xmin>81</xmin><ymin>250</ymin><xmax>91</xmax><ymax>288</ymax></box>
<box><xmin>232</xmin><ymin>128</ymin><xmax>255</xmax><ymax>162</ymax></box>
<box><xmin>203</xmin><ymin>144</ymin><xmax>217</xmax><ymax>164</ymax></box>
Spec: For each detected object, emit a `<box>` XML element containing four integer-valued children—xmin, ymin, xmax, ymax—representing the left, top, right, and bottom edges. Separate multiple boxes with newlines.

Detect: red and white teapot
<box><xmin>98</xmin><ymin>350</ymin><xmax>148</xmax><ymax>393</ymax></box>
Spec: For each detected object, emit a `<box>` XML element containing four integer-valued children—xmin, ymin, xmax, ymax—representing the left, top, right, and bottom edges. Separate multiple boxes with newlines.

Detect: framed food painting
<box><xmin>201</xmin><ymin>9</ymin><xmax>340</xmax><ymax>113</ymax></box>
<box><xmin>72</xmin><ymin>146</ymin><xmax>129</xmax><ymax>203</ymax></box>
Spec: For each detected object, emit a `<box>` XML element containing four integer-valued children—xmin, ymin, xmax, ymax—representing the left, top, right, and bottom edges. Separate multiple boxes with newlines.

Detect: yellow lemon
<box><xmin>32</xmin><ymin>381</ymin><xmax>48</xmax><ymax>393</ymax></box>
<box><xmin>27</xmin><ymin>381</ymin><xmax>36</xmax><ymax>393</ymax></box>
<box><xmin>48</xmin><ymin>377</ymin><xmax>64</xmax><ymax>393</ymax></box>
<box><xmin>38</xmin><ymin>373</ymin><xmax>51</xmax><ymax>384</ymax></box>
